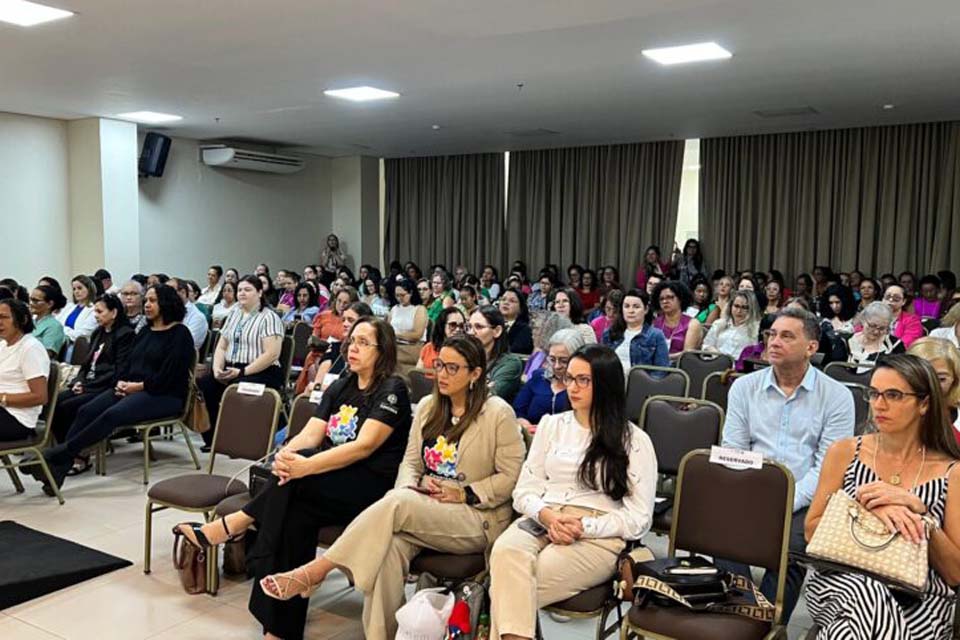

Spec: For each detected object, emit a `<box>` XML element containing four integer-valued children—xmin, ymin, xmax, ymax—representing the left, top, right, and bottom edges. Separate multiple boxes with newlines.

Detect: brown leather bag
<box><xmin>173</xmin><ymin>533</ymin><xmax>207</xmax><ymax>594</ymax></box>
<box><xmin>186</xmin><ymin>387</ymin><xmax>211</xmax><ymax>434</ymax></box>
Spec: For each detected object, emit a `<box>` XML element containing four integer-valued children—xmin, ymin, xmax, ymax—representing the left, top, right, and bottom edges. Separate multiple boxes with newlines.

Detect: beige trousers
<box><xmin>488</xmin><ymin>505</ymin><xmax>625</xmax><ymax>639</ymax></box>
<box><xmin>395</xmin><ymin>342</ymin><xmax>422</xmax><ymax>379</ymax></box>
<box><xmin>323</xmin><ymin>487</ymin><xmax>488</xmax><ymax>640</ymax></box>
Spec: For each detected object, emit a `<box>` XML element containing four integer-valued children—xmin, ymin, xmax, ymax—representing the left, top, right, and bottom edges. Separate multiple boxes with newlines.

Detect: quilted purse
<box><xmin>807</xmin><ymin>490</ymin><xmax>934</xmax><ymax>593</ymax></box>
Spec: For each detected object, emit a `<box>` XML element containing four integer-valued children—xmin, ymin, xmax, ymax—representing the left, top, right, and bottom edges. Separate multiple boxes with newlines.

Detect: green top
<box><xmin>487</xmin><ymin>352</ymin><xmax>523</xmax><ymax>404</ymax></box>
<box><xmin>426</xmin><ymin>292</ymin><xmax>455</xmax><ymax>323</ymax></box>
<box><xmin>33</xmin><ymin>314</ymin><xmax>67</xmax><ymax>354</ymax></box>
<box><xmin>696</xmin><ymin>303</ymin><xmax>717</xmax><ymax>325</ymax></box>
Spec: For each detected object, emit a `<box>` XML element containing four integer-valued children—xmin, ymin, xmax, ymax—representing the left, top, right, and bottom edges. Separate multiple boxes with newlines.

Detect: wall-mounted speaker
<box><xmin>139</xmin><ymin>132</ymin><xmax>172</xmax><ymax>178</ymax></box>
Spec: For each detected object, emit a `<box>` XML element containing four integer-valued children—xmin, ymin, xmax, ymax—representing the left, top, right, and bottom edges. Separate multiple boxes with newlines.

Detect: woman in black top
<box><xmin>173</xmin><ymin>317</ymin><xmax>412</xmax><ymax>640</ymax></box>
<box><xmin>35</xmin><ymin>285</ymin><xmax>194</xmax><ymax>495</ymax></box>
<box><xmin>50</xmin><ymin>294</ymin><xmax>135</xmax><ymax>470</ymax></box>
<box><xmin>499</xmin><ymin>287</ymin><xmax>534</xmax><ymax>355</ymax></box>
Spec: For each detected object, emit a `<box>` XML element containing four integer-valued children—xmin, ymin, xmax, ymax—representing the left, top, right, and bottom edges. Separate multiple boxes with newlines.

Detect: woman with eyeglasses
<box><xmin>425</xmin><ymin>271</ymin><xmax>456</xmax><ymax>323</ymax></box>
<box><xmin>256</xmin><ymin>335</ymin><xmax>524</xmax><ymax>639</ymax></box>
<box><xmin>499</xmin><ymin>287</ymin><xmax>534</xmax><ymax>355</ymax></box>
<box><xmin>296</xmin><ymin>301</ymin><xmax>372</xmax><ymax>396</ymax></box>
<box><xmin>652</xmin><ymin>281</ymin><xmax>704</xmax><ymax>361</ymax></box>
<box><xmin>387</xmin><ymin>278</ymin><xmax>428</xmax><ymax>377</ymax></box>
<box><xmin>602</xmin><ymin>289</ymin><xmax>670</xmax><ymax>374</ymax></box>
<box><xmin>417</xmin><ymin>306</ymin><xmax>466</xmax><ymax>371</ymax></box>
<box><xmin>804</xmin><ymin>354</ymin><xmax>960</xmax><ymax>640</ymax></box>
<box><xmin>489</xmin><ymin>344</ymin><xmax>657</xmax><ymax>640</ymax></box>
<box><xmin>848</xmin><ymin>302</ymin><xmax>905</xmax><ymax>372</ymax></box>
<box><xmin>514</xmin><ymin>328</ymin><xmax>585</xmax><ymax>436</ymax></box>
<box><xmin>907</xmin><ymin>338</ymin><xmax>960</xmax><ymax>446</ymax></box>
<box><xmin>590</xmin><ymin>290</ymin><xmax>622</xmax><ymax>343</ymax></box>
<box><xmin>176</xmin><ymin>317</ymin><xmax>411</xmax><ymax>640</ymax></box>
<box><xmin>29</xmin><ymin>284</ymin><xmax>68</xmax><ymax>356</ymax></box>
<box><xmin>883</xmin><ymin>284</ymin><xmax>923</xmax><ymax>348</ymax></box>
<box><xmin>702</xmin><ymin>290</ymin><xmax>762</xmax><ymax>360</ymax></box>
<box><xmin>467</xmin><ymin>306</ymin><xmax>524</xmax><ymax>403</ymax></box>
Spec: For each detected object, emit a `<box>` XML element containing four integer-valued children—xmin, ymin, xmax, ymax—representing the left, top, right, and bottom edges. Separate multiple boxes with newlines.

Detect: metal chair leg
<box><xmin>142</xmin><ymin>427</ymin><xmax>152</xmax><ymax>485</ymax></box>
<box><xmin>36</xmin><ymin>455</ymin><xmax>64</xmax><ymax>504</ymax></box>
<box><xmin>2</xmin><ymin>455</ymin><xmax>25</xmax><ymax>493</ymax></box>
<box><xmin>179</xmin><ymin>423</ymin><xmax>201</xmax><ymax>470</ymax></box>
<box><xmin>144</xmin><ymin>500</ymin><xmax>154</xmax><ymax>574</ymax></box>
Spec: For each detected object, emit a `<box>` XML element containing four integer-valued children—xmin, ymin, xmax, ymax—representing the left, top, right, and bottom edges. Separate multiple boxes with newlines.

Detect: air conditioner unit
<box><xmin>200</xmin><ymin>145</ymin><xmax>305</xmax><ymax>174</ymax></box>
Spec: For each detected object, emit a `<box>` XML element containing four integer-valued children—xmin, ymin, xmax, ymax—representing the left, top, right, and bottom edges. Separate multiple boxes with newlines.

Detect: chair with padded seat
<box><xmin>143</xmin><ymin>383</ymin><xmax>281</xmax><ymax>595</ymax></box>
<box><xmin>94</xmin><ymin>351</ymin><xmax>201</xmax><ymax>485</ymax></box>
<box><xmin>621</xmin><ymin>449</ymin><xmax>794</xmax><ymax>640</ymax></box>
<box><xmin>823</xmin><ymin>361</ymin><xmax>874</xmax><ymax>386</ymax></box>
<box><xmin>408</xmin><ymin>368</ymin><xmax>435</xmax><ymax>404</ymax></box>
<box><xmin>624</xmin><ymin>365</ymin><xmax>690</xmax><ymax>424</ymax></box>
<box><xmin>278</xmin><ymin>334</ymin><xmax>296</xmax><ymax>418</ymax></box>
<box><xmin>842</xmin><ymin>382</ymin><xmax>872</xmax><ymax>436</ymax></box>
<box><xmin>289</xmin><ymin>321</ymin><xmax>312</xmax><ymax>374</ymax></box>
<box><xmin>0</xmin><ymin>363</ymin><xmax>63</xmax><ymax>504</ymax></box>
<box><xmin>701</xmin><ymin>370</ymin><xmax>743</xmax><ymax>412</ymax></box>
<box><xmin>640</xmin><ymin>396</ymin><xmax>724</xmax><ymax>535</ymax></box>
<box><xmin>678</xmin><ymin>351</ymin><xmax>735</xmax><ymax>406</ymax></box>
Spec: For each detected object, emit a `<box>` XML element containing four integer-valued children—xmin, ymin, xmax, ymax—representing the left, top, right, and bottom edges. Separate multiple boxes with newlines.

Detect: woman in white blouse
<box><xmin>386</xmin><ymin>278</ymin><xmax>428</xmax><ymax>377</ymax></box>
<box><xmin>701</xmin><ymin>290</ymin><xmax>761</xmax><ymax>360</ymax></box>
<box><xmin>488</xmin><ymin>344</ymin><xmax>657</xmax><ymax>640</ymax></box>
<box><xmin>56</xmin><ymin>275</ymin><xmax>98</xmax><ymax>342</ymax></box>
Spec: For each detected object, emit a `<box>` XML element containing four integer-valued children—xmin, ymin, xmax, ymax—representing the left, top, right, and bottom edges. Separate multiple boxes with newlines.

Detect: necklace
<box><xmin>874</xmin><ymin>434</ymin><xmax>925</xmax><ymax>487</ymax></box>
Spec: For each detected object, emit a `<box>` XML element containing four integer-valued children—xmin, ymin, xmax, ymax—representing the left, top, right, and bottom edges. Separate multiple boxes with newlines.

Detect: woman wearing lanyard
<box><xmin>198</xmin><ymin>275</ymin><xmax>284</xmax><ymax>451</ymax></box>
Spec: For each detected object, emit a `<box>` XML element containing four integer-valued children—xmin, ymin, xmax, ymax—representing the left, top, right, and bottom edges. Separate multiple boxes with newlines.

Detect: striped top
<box><xmin>220</xmin><ymin>305</ymin><xmax>284</xmax><ymax>366</ymax></box>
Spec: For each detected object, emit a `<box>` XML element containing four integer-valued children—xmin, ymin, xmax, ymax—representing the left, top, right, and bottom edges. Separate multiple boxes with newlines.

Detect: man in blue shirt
<box><xmin>720</xmin><ymin>307</ymin><xmax>854</xmax><ymax>622</ymax></box>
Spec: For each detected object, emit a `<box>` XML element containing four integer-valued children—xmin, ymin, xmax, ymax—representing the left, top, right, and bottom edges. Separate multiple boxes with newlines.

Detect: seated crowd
<box><xmin>0</xmin><ymin>235</ymin><xmax>959</xmax><ymax>640</ymax></box>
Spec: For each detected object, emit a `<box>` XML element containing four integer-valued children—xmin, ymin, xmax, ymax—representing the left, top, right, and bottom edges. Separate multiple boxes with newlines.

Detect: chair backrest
<box><xmin>671</xmin><ymin>448</ymin><xmax>794</xmax><ymax>583</ymax></box>
<box><xmin>624</xmin><ymin>365</ymin><xmax>690</xmax><ymax>424</ymax></box>
<box><xmin>641</xmin><ymin>396</ymin><xmax>724</xmax><ymax>476</ymax></box>
<box><xmin>206</xmin><ymin>329</ymin><xmax>220</xmax><ymax>362</ymax></box>
<box><xmin>210</xmin><ymin>384</ymin><xmax>281</xmax><ymax>469</ymax></box>
<box><xmin>408</xmin><ymin>368</ymin><xmax>435</xmax><ymax>404</ymax></box>
<box><xmin>700</xmin><ymin>371</ymin><xmax>743</xmax><ymax>412</ymax></box>
<box><xmin>56</xmin><ymin>340</ymin><xmax>69</xmax><ymax>362</ymax></box>
<box><xmin>279</xmin><ymin>334</ymin><xmax>295</xmax><ymax>379</ymax></box>
<box><xmin>70</xmin><ymin>336</ymin><xmax>91</xmax><ymax>366</ymax></box>
<box><xmin>197</xmin><ymin>330</ymin><xmax>213</xmax><ymax>362</ymax></box>
<box><xmin>288</xmin><ymin>393</ymin><xmax>317</xmax><ymax>440</ymax></box>
<box><xmin>824</xmin><ymin>361</ymin><xmax>874</xmax><ymax>385</ymax></box>
<box><xmin>921</xmin><ymin>317</ymin><xmax>941</xmax><ymax>334</ymax></box>
<box><xmin>291</xmin><ymin>322</ymin><xmax>312</xmax><ymax>367</ymax></box>
<box><xmin>843</xmin><ymin>382</ymin><xmax>873</xmax><ymax>435</ymax></box>
<box><xmin>678</xmin><ymin>351</ymin><xmax>734</xmax><ymax>401</ymax></box>
<box><xmin>35</xmin><ymin>363</ymin><xmax>61</xmax><ymax>448</ymax></box>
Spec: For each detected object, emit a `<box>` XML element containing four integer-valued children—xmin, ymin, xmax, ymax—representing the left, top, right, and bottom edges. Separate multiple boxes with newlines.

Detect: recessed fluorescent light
<box><xmin>115</xmin><ymin>111</ymin><xmax>183</xmax><ymax>124</ymax></box>
<box><xmin>323</xmin><ymin>86</ymin><xmax>400</xmax><ymax>102</ymax></box>
<box><xmin>0</xmin><ymin>0</ymin><xmax>74</xmax><ymax>27</ymax></box>
<box><xmin>642</xmin><ymin>41</ymin><xmax>732</xmax><ymax>66</ymax></box>
<box><xmin>882</xmin><ymin>103</ymin><xmax>896</xmax><ymax>110</ymax></box>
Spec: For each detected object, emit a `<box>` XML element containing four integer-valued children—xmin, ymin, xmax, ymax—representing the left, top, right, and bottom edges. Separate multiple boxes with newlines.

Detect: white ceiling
<box><xmin>2</xmin><ymin>0</ymin><xmax>959</xmax><ymax>157</ymax></box>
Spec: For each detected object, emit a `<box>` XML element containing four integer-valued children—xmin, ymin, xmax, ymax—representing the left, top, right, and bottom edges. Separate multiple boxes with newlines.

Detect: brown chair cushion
<box><xmin>652</xmin><ymin>507</ymin><xmax>672</xmax><ymax>534</ymax></box>
<box><xmin>547</xmin><ymin>582</ymin><xmax>611</xmax><ymax>613</ymax></box>
<box><xmin>318</xmin><ymin>525</ymin><xmax>346</xmax><ymax>547</ymax></box>
<box><xmin>627</xmin><ymin>604</ymin><xmax>771</xmax><ymax>640</ymax></box>
<box><xmin>214</xmin><ymin>491</ymin><xmax>252</xmax><ymax>517</ymax></box>
<box><xmin>0</xmin><ymin>434</ymin><xmax>44</xmax><ymax>451</ymax></box>
<box><xmin>410</xmin><ymin>550</ymin><xmax>485</xmax><ymax>579</ymax></box>
<box><xmin>148</xmin><ymin>473</ymin><xmax>246</xmax><ymax>508</ymax></box>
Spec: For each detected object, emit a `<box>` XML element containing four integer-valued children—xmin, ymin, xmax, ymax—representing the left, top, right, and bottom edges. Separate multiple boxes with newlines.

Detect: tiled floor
<box><xmin>0</xmin><ymin>435</ymin><xmax>816</xmax><ymax>639</ymax></box>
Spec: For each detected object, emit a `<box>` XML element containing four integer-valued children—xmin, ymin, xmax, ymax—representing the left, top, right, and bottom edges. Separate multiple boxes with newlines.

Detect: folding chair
<box><xmin>144</xmin><ymin>384</ymin><xmax>281</xmax><ymax>594</ymax></box>
<box><xmin>0</xmin><ymin>363</ymin><xmax>64</xmax><ymax>504</ymax></box>
<box><xmin>824</xmin><ymin>361</ymin><xmax>874</xmax><ymax>386</ymax></box>
<box><xmin>622</xmin><ymin>449</ymin><xmax>795</xmax><ymax>640</ymax></box>
<box><xmin>289</xmin><ymin>321</ymin><xmax>312</xmax><ymax>372</ymax></box>
<box><xmin>701</xmin><ymin>370</ymin><xmax>744</xmax><ymax>413</ymax></box>
<box><xmin>678</xmin><ymin>351</ymin><xmax>735</xmax><ymax>404</ymax></box>
<box><xmin>278</xmin><ymin>334</ymin><xmax>295</xmax><ymax>418</ymax></box>
<box><xmin>624</xmin><ymin>365</ymin><xmax>690</xmax><ymax>424</ymax></box>
<box><xmin>70</xmin><ymin>335</ymin><xmax>91</xmax><ymax>366</ymax></box>
<box><xmin>842</xmin><ymin>382</ymin><xmax>872</xmax><ymax>435</ymax></box>
<box><xmin>408</xmin><ymin>368</ymin><xmax>435</xmax><ymax>404</ymax></box>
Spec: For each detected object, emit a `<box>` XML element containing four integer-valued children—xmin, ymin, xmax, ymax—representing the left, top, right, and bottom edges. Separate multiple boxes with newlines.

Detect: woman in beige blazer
<box><xmin>257</xmin><ymin>334</ymin><xmax>526</xmax><ymax>640</ymax></box>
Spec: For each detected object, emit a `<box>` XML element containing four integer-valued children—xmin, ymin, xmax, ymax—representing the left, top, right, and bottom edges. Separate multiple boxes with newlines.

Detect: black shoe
<box><xmin>40</xmin><ymin>460</ymin><xmax>70</xmax><ymax>497</ymax></box>
<box><xmin>200</xmin><ymin>445</ymin><xmax>211</xmax><ymax>453</ymax></box>
<box><xmin>173</xmin><ymin>519</ymin><xmax>243</xmax><ymax>549</ymax></box>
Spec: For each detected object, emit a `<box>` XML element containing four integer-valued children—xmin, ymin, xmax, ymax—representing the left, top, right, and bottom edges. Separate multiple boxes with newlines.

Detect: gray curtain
<box><xmin>506</xmin><ymin>141</ymin><xmax>685</xmax><ymax>282</ymax></box>
<box><xmin>384</xmin><ymin>153</ymin><xmax>505</xmax><ymax>273</ymax></box>
<box><xmin>700</xmin><ymin>121</ymin><xmax>960</xmax><ymax>280</ymax></box>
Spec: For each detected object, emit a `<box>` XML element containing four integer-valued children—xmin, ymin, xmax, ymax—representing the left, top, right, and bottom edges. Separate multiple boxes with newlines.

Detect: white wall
<box><xmin>137</xmin><ymin>137</ymin><xmax>333</xmax><ymax>281</ymax></box>
<box><xmin>0</xmin><ymin>112</ymin><xmax>71</xmax><ymax>284</ymax></box>
<box><xmin>100</xmin><ymin>119</ymin><xmax>141</xmax><ymax>279</ymax></box>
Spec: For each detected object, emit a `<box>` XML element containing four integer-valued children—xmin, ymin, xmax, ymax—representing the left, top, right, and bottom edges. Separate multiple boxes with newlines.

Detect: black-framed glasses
<box><xmin>865</xmin><ymin>388</ymin><xmax>926</xmax><ymax>403</ymax></box>
<box><xmin>731</xmin><ymin>303</ymin><xmax>750</xmax><ymax>311</ymax></box>
<box><xmin>433</xmin><ymin>359</ymin><xmax>465</xmax><ymax>376</ymax></box>
<box><xmin>445</xmin><ymin>321</ymin><xmax>465</xmax><ymax>331</ymax></box>
<box><xmin>560</xmin><ymin>373</ymin><xmax>592</xmax><ymax>389</ymax></box>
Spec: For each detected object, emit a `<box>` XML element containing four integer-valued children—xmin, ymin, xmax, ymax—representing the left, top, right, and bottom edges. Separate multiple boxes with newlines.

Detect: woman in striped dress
<box><xmin>803</xmin><ymin>354</ymin><xmax>960</xmax><ymax>639</ymax></box>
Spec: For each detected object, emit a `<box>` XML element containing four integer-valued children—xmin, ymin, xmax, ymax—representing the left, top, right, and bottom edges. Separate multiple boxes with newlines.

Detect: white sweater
<box><xmin>513</xmin><ymin>411</ymin><xmax>657</xmax><ymax>540</ymax></box>
<box><xmin>56</xmin><ymin>304</ymin><xmax>97</xmax><ymax>342</ymax></box>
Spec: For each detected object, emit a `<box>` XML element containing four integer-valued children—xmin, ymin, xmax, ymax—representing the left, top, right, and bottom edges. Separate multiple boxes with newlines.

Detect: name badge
<box><xmin>237</xmin><ymin>382</ymin><xmax>266</xmax><ymax>397</ymax></box>
<box><xmin>309</xmin><ymin>388</ymin><xmax>324</xmax><ymax>404</ymax></box>
<box><xmin>709</xmin><ymin>445</ymin><xmax>763</xmax><ymax>470</ymax></box>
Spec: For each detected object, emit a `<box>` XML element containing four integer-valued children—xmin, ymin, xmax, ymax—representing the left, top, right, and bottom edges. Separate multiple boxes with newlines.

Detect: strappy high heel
<box><xmin>172</xmin><ymin>519</ymin><xmax>243</xmax><ymax>549</ymax></box>
<box><xmin>259</xmin><ymin>567</ymin><xmax>321</xmax><ymax>601</ymax></box>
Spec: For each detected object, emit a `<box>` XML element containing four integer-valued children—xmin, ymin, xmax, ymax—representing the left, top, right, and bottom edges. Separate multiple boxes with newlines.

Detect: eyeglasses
<box><xmin>418</xmin><ymin>286</ymin><xmax>430</xmax><ymax>292</ymax></box>
<box><xmin>883</xmin><ymin>295</ymin><xmax>904</xmax><ymax>303</ymax></box>
<box><xmin>547</xmin><ymin>356</ymin><xmax>569</xmax><ymax>367</ymax></box>
<box><xmin>28</xmin><ymin>297</ymin><xmax>46</xmax><ymax>304</ymax></box>
<box><xmin>445</xmin><ymin>321</ymin><xmax>465</xmax><ymax>332</ymax></box>
<box><xmin>659</xmin><ymin>293</ymin><xmax>677</xmax><ymax>302</ymax></box>
<box><xmin>465</xmin><ymin>322</ymin><xmax>491</xmax><ymax>334</ymax></box>
<box><xmin>433</xmin><ymin>359</ymin><xmax>465</xmax><ymax>376</ymax></box>
<box><xmin>560</xmin><ymin>373</ymin><xmax>592</xmax><ymax>389</ymax></box>
<box><xmin>346</xmin><ymin>337</ymin><xmax>379</xmax><ymax>349</ymax></box>
<box><xmin>865</xmin><ymin>388</ymin><xmax>926</xmax><ymax>403</ymax></box>
<box><xmin>731</xmin><ymin>303</ymin><xmax>750</xmax><ymax>311</ymax></box>
<box><xmin>864</xmin><ymin>322</ymin><xmax>888</xmax><ymax>332</ymax></box>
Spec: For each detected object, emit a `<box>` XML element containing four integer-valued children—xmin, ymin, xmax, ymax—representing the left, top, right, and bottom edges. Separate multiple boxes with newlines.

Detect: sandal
<box><xmin>259</xmin><ymin>567</ymin><xmax>320</xmax><ymax>601</ymax></box>
<box><xmin>67</xmin><ymin>457</ymin><xmax>91</xmax><ymax>476</ymax></box>
<box><xmin>173</xmin><ymin>518</ymin><xmax>243</xmax><ymax>549</ymax></box>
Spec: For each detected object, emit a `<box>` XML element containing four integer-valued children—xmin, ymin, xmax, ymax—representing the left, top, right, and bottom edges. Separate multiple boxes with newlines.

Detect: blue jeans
<box><xmin>715</xmin><ymin>507</ymin><xmax>808</xmax><ymax>624</ymax></box>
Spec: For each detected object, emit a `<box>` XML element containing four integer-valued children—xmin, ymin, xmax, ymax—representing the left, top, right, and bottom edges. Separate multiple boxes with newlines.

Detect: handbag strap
<box><xmin>632</xmin><ymin>573</ymin><xmax>776</xmax><ymax>623</ymax></box>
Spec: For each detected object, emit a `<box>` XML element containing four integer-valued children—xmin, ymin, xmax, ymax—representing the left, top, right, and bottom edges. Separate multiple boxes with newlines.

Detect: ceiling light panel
<box><xmin>323</xmin><ymin>86</ymin><xmax>400</xmax><ymax>102</ymax></box>
<box><xmin>0</xmin><ymin>0</ymin><xmax>74</xmax><ymax>27</ymax></box>
<box><xmin>115</xmin><ymin>111</ymin><xmax>183</xmax><ymax>124</ymax></box>
<box><xmin>642</xmin><ymin>41</ymin><xmax>732</xmax><ymax>66</ymax></box>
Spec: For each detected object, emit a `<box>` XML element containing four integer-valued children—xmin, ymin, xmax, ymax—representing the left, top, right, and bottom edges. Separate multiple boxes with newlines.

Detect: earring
<box><xmin>469</xmin><ymin>380</ymin><xmax>475</xmax><ymax>391</ymax></box>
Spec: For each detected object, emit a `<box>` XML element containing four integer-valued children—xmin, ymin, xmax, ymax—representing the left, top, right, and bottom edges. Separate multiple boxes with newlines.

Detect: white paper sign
<box><xmin>709</xmin><ymin>445</ymin><xmax>763</xmax><ymax>470</ymax></box>
<box><xmin>237</xmin><ymin>382</ymin><xmax>266</xmax><ymax>396</ymax></box>
<box><xmin>309</xmin><ymin>388</ymin><xmax>324</xmax><ymax>404</ymax></box>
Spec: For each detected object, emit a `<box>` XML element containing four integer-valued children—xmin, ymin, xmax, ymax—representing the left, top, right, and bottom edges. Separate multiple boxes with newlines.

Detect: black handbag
<box><xmin>248</xmin><ymin>458</ymin><xmax>273</xmax><ymax>498</ymax></box>
<box><xmin>634</xmin><ymin>556</ymin><xmax>727</xmax><ymax>606</ymax></box>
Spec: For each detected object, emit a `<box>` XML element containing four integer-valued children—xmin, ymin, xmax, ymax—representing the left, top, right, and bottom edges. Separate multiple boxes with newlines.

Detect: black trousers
<box><xmin>244</xmin><ymin>460</ymin><xmax>393</xmax><ymax>640</ymax></box>
<box><xmin>50</xmin><ymin>388</ymin><xmax>103</xmax><ymax>443</ymax></box>
<box><xmin>198</xmin><ymin>364</ymin><xmax>284</xmax><ymax>446</ymax></box>
<box><xmin>0</xmin><ymin>407</ymin><xmax>32</xmax><ymax>442</ymax></box>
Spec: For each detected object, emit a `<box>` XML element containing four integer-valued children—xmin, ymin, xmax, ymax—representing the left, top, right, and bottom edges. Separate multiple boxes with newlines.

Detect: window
<box><xmin>674</xmin><ymin>139</ymin><xmax>700</xmax><ymax>248</ymax></box>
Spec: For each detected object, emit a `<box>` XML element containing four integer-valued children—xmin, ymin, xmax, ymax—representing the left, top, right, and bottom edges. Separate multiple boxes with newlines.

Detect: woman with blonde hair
<box><xmin>701</xmin><ymin>290</ymin><xmax>761</xmax><ymax>359</ymax></box>
<box><xmin>908</xmin><ymin>337</ymin><xmax>960</xmax><ymax>445</ymax></box>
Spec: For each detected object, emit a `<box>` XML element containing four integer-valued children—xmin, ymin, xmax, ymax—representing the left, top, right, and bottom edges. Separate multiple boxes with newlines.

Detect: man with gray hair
<box><xmin>119</xmin><ymin>279</ymin><xmax>147</xmax><ymax>334</ymax></box>
<box><xmin>719</xmin><ymin>306</ymin><xmax>854</xmax><ymax>622</ymax></box>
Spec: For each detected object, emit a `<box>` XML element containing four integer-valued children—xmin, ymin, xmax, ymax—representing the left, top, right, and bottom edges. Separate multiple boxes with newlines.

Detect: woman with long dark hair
<box><xmin>672</xmin><ymin>239</ymin><xmax>707</xmax><ymax>287</ymax></box>
<box><xmin>635</xmin><ymin>245</ymin><xmax>671</xmax><ymax>290</ymax></box>
<box><xmin>602</xmin><ymin>289</ymin><xmax>670</xmax><ymax>373</ymax></box>
<box><xmin>255</xmin><ymin>335</ymin><xmax>524</xmax><ymax>640</ymax></box>
<box><xmin>467</xmin><ymin>306</ymin><xmax>523</xmax><ymax>403</ymax></box>
<box><xmin>417</xmin><ymin>306</ymin><xmax>465</xmax><ymax>371</ymax></box>
<box><xmin>489</xmin><ymin>344</ymin><xmax>657</xmax><ymax>639</ymax></box>
<box><xmin>804</xmin><ymin>354</ymin><xmax>960</xmax><ymax>639</ymax></box>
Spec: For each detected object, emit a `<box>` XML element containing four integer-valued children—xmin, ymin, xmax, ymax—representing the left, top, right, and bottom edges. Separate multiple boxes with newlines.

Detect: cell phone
<box><xmin>407</xmin><ymin>484</ymin><xmax>436</xmax><ymax>495</ymax></box>
<box><xmin>518</xmin><ymin>518</ymin><xmax>548</xmax><ymax>537</ymax></box>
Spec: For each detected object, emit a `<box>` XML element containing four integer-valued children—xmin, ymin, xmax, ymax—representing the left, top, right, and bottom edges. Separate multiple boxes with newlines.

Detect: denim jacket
<box><xmin>601</xmin><ymin>324</ymin><xmax>670</xmax><ymax>369</ymax></box>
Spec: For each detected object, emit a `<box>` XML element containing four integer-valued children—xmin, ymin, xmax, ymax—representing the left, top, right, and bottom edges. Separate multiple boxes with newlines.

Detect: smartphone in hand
<box><xmin>518</xmin><ymin>518</ymin><xmax>548</xmax><ymax>537</ymax></box>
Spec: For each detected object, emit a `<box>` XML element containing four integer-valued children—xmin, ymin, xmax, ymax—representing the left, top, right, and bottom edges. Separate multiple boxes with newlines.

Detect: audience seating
<box><xmin>95</xmin><ymin>352</ymin><xmax>201</xmax><ymax>485</ymax></box>
<box><xmin>640</xmin><ymin>396</ymin><xmax>724</xmax><ymax>535</ymax></box>
<box><xmin>624</xmin><ymin>365</ymin><xmax>690</xmax><ymax>424</ymax></box>
<box><xmin>143</xmin><ymin>383</ymin><xmax>281</xmax><ymax>594</ymax></box>
<box><xmin>69</xmin><ymin>335</ymin><xmax>91</xmax><ymax>366</ymax></box>
<box><xmin>204</xmin><ymin>329</ymin><xmax>220</xmax><ymax>364</ymax></box>
<box><xmin>701</xmin><ymin>370</ymin><xmax>743</xmax><ymax>412</ymax></box>
<box><xmin>278</xmin><ymin>334</ymin><xmax>296</xmax><ymax>418</ymax></box>
<box><xmin>678</xmin><ymin>351</ymin><xmax>735</xmax><ymax>404</ymax></box>
<box><xmin>289</xmin><ymin>321</ymin><xmax>312</xmax><ymax>373</ymax></box>
<box><xmin>408</xmin><ymin>368</ymin><xmax>435</xmax><ymax>404</ymax></box>
<box><xmin>197</xmin><ymin>331</ymin><xmax>215</xmax><ymax>363</ymax></box>
<box><xmin>621</xmin><ymin>449</ymin><xmax>794</xmax><ymax>640</ymax></box>
<box><xmin>1</xmin><ymin>363</ymin><xmax>63</xmax><ymax>504</ymax></box>
<box><xmin>286</xmin><ymin>392</ymin><xmax>317</xmax><ymax>441</ymax></box>
<box><xmin>921</xmin><ymin>317</ymin><xmax>941</xmax><ymax>334</ymax></box>
<box><xmin>823</xmin><ymin>361</ymin><xmax>874</xmax><ymax>386</ymax></box>
<box><xmin>842</xmin><ymin>382</ymin><xmax>872</xmax><ymax>436</ymax></box>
